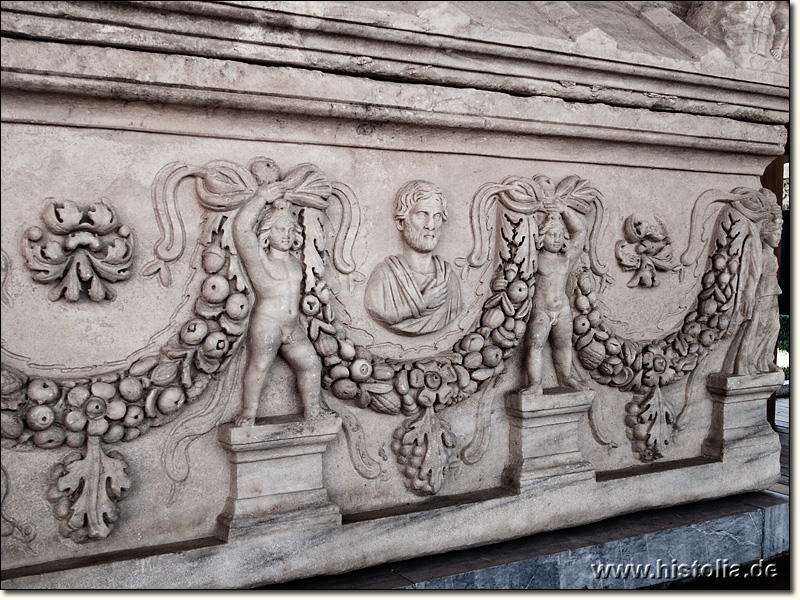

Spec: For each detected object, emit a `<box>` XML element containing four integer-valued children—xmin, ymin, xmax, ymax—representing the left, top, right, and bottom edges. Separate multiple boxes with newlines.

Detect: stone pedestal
<box><xmin>702</xmin><ymin>371</ymin><xmax>783</xmax><ymax>461</ymax></box>
<box><xmin>215</xmin><ymin>412</ymin><xmax>342</xmax><ymax>542</ymax></box>
<box><xmin>504</xmin><ymin>388</ymin><xmax>595</xmax><ymax>491</ymax></box>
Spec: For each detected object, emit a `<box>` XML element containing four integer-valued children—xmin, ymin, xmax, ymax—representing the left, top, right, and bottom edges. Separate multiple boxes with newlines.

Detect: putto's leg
<box><xmin>281</xmin><ymin>337</ymin><xmax>323</xmax><ymax>419</ymax></box>
<box><xmin>524</xmin><ymin>310</ymin><xmax>551</xmax><ymax>395</ymax></box>
<box><xmin>551</xmin><ymin>309</ymin><xmax>581</xmax><ymax>389</ymax></box>
<box><xmin>236</xmin><ymin>316</ymin><xmax>281</xmax><ymax>426</ymax></box>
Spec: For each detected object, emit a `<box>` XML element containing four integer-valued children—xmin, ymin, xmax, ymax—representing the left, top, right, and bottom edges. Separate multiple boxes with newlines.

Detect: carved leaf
<box><xmin>86</xmin><ymin>201</ymin><xmax>117</xmax><ymax>235</ymax></box>
<box><xmin>615</xmin><ymin>241</ymin><xmax>641</xmax><ymax>271</ymax></box>
<box><xmin>42</xmin><ymin>201</ymin><xmax>83</xmax><ymax>234</ymax></box>
<box><xmin>193</xmin><ymin>162</ymin><xmax>255</xmax><ymax>210</ymax></box>
<box><xmin>394</xmin><ymin>408</ymin><xmax>456</xmax><ymax>495</ymax></box>
<box><xmin>41</xmin><ymin>241</ymin><xmax>66</xmax><ymax>263</ymax></box>
<box><xmin>282</xmin><ymin>164</ymin><xmax>332</xmax><ymax>209</ymax></box>
<box><xmin>637</xmin><ymin>385</ymin><xmax>674</xmax><ymax>459</ymax></box>
<box><xmin>104</xmin><ymin>238</ymin><xmax>133</xmax><ymax>265</ymax></box>
<box><xmin>555</xmin><ymin>175</ymin><xmax>600</xmax><ymax>210</ymax></box>
<box><xmin>56</xmin><ymin>437</ymin><xmax>131</xmax><ymax>540</ymax></box>
<box><xmin>301</xmin><ymin>208</ymin><xmax>326</xmax><ymax>292</ymax></box>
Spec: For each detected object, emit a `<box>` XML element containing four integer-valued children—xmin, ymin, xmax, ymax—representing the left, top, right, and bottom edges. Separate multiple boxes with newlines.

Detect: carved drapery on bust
<box><xmin>364</xmin><ymin>180</ymin><xmax>463</xmax><ymax>335</ymax></box>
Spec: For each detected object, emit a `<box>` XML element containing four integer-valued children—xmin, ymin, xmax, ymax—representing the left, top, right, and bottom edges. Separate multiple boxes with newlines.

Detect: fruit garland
<box><xmin>571</xmin><ymin>204</ymin><xmax>751</xmax><ymax>462</ymax></box>
<box><xmin>301</xmin><ymin>174</ymin><xmax>609</xmax><ymax>495</ymax></box>
<box><xmin>303</xmin><ymin>211</ymin><xmax>535</xmax><ymax>495</ymax></box>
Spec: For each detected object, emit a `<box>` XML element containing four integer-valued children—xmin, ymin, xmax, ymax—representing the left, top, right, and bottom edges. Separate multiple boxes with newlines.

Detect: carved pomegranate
<box><xmin>579</xmin><ymin>341</ymin><xmax>606</xmax><ymax>370</ymax></box>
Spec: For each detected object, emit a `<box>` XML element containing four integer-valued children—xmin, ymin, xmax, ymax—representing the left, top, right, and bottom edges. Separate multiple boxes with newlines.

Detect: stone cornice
<box><xmin>0</xmin><ymin>1</ymin><xmax>789</xmax><ymax>123</ymax></box>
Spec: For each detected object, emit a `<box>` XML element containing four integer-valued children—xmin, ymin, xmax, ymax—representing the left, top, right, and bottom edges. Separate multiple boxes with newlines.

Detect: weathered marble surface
<box><xmin>0</xmin><ymin>1</ymin><xmax>788</xmax><ymax>589</ymax></box>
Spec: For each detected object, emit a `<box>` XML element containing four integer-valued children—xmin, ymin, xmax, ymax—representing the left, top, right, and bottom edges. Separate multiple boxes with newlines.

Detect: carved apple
<box><xmin>123</xmin><ymin>405</ymin><xmax>145</xmax><ymax>427</ymax></box>
<box><xmin>225</xmin><ymin>293</ymin><xmax>249</xmax><ymax>319</ymax></box>
<box><xmin>181</xmin><ymin>319</ymin><xmax>209</xmax><ymax>346</ymax></box>
<box><xmin>202</xmin><ymin>274</ymin><xmax>230</xmax><ymax>304</ymax></box>
<box><xmin>202</xmin><ymin>331</ymin><xmax>229</xmax><ymax>358</ymax></box>
<box><xmin>301</xmin><ymin>294</ymin><xmax>321</xmax><ymax>316</ymax></box>
<box><xmin>157</xmin><ymin>387</ymin><xmax>185</xmax><ymax>415</ymax></box>
<box><xmin>506</xmin><ymin>280</ymin><xmax>528</xmax><ymax>303</ymax></box>
<box><xmin>84</xmin><ymin>397</ymin><xmax>107</xmax><ymax>419</ymax></box>
<box><xmin>26</xmin><ymin>404</ymin><xmax>55</xmax><ymax>431</ymax></box>
<box><xmin>481</xmin><ymin>345</ymin><xmax>503</xmax><ymax>368</ymax></box>
<box><xmin>350</xmin><ymin>359</ymin><xmax>373</xmax><ymax>382</ymax></box>
<box><xmin>573</xmin><ymin>315</ymin><xmax>591</xmax><ymax>335</ymax></box>
<box><xmin>27</xmin><ymin>378</ymin><xmax>59</xmax><ymax>404</ymax></box>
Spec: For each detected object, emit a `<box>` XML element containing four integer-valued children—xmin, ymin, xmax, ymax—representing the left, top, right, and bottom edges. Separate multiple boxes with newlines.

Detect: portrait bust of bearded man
<box><xmin>364</xmin><ymin>180</ymin><xmax>463</xmax><ymax>335</ymax></box>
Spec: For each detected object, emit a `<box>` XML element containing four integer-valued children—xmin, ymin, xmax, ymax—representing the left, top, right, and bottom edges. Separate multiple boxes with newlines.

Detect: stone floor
<box><xmin>262</xmin><ymin>492</ymin><xmax>788</xmax><ymax>590</ymax></box>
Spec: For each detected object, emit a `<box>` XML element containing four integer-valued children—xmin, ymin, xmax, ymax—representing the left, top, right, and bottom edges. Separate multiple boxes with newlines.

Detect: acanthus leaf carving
<box><xmin>20</xmin><ymin>199</ymin><xmax>133</xmax><ymax>302</ymax></box>
<box><xmin>47</xmin><ymin>435</ymin><xmax>130</xmax><ymax>542</ymax></box>
<box><xmin>391</xmin><ymin>407</ymin><xmax>457</xmax><ymax>496</ymax></box>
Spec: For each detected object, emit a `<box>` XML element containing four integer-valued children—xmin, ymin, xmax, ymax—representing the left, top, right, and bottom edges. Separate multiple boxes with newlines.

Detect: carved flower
<box><xmin>640</xmin><ymin>344</ymin><xmax>677</xmax><ymax>388</ymax></box>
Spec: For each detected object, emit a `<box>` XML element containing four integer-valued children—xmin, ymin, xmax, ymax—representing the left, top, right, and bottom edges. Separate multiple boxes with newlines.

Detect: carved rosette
<box><xmin>20</xmin><ymin>199</ymin><xmax>134</xmax><ymax>302</ymax></box>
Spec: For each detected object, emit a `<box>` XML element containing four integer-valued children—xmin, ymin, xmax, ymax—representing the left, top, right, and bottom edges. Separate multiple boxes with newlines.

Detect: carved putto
<box><xmin>20</xmin><ymin>199</ymin><xmax>133</xmax><ymax>302</ymax></box>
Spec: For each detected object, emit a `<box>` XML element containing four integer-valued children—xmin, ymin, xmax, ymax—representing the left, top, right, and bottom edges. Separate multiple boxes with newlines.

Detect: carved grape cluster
<box><xmin>573</xmin><ymin>209</ymin><xmax>743</xmax><ymax>461</ymax></box>
<box><xmin>305</xmin><ymin>215</ymin><xmax>534</xmax><ymax>494</ymax></box>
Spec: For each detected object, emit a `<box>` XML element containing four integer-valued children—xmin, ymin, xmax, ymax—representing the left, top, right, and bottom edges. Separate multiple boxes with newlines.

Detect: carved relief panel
<box><xmin>0</xmin><ymin>130</ymin><xmax>784</xmax><ymax>577</ymax></box>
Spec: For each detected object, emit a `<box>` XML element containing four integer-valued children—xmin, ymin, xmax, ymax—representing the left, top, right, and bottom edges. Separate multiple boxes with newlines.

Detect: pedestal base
<box><xmin>702</xmin><ymin>371</ymin><xmax>783</xmax><ymax>461</ymax></box>
<box><xmin>504</xmin><ymin>387</ymin><xmax>595</xmax><ymax>491</ymax></box>
<box><xmin>215</xmin><ymin>412</ymin><xmax>342</xmax><ymax>541</ymax></box>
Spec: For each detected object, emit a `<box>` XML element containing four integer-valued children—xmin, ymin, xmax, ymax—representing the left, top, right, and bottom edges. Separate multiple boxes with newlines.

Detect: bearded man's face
<box><xmin>399</xmin><ymin>196</ymin><xmax>445</xmax><ymax>253</ymax></box>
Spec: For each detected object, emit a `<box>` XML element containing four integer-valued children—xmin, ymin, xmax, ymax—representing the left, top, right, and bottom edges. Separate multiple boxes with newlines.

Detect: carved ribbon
<box><xmin>143</xmin><ymin>160</ymin><xmax>360</xmax><ymax>287</ymax></box>
<box><xmin>465</xmin><ymin>175</ymin><xmax>609</xmax><ymax>287</ymax></box>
